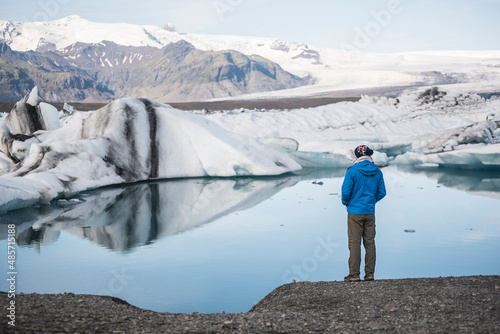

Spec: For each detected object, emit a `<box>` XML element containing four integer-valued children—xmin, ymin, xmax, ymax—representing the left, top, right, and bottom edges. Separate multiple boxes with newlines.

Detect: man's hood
<box><xmin>353</xmin><ymin>159</ymin><xmax>379</xmax><ymax>176</ymax></box>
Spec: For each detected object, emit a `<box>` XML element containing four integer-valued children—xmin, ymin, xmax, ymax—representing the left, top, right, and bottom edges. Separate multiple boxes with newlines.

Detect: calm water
<box><xmin>1</xmin><ymin>166</ymin><xmax>499</xmax><ymax>313</ymax></box>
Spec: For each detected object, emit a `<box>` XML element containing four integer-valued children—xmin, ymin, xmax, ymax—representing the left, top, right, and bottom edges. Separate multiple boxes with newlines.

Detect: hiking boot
<box><xmin>344</xmin><ymin>274</ymin><xmax>360</xmax><ymax>282</ymax></box>
<box><xmin>364</xmin><ymin>273</ymin><xmax>374</xmax><ymax>281</ymax></box>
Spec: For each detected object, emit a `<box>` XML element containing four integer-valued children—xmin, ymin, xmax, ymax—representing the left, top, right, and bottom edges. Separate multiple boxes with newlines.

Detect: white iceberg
<box><xmin>0</xmin><ymin>94</ymin><xmax>301</xmax><ymax>212</ymax></box>
<box><xmin>202</xmin><ymin>86</ymin><xmax>500</xmax><ymax>170</ymax></box>
<box><xmin>1</xmin><ymin>85</ymin><xmax>500</xmax><ymax>213</ymax></box>
<box><xmin>5</xmin><ymin>86</ymin><xmax>61</xmax><ymax>135</ymax></box>
<box><xmin>395</xmin><ymin>143</ymin><xmax>500</xmax><ymax>170</ymax></box>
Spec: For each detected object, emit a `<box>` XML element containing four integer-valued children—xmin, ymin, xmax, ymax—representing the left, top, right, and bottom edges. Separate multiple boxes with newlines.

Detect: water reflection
<box><xmin>397</xmin><ymin>165</ymin><xmax>500</xmax><ymax>199</ymax></box>
<box><xmin>5</xmin><ymin>176</ymin><xmax>305</xmax><ymax>252</ymax></box>
<box><xmin>2</xmin><ymin>166</ymin><xmax>499</xmax><ymax>253</ymax></box>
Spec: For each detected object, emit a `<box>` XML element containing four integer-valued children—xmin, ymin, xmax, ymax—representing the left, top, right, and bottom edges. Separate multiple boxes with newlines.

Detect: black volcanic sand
<box><xmin>0</xmin><ymin>97</ymin><xmax>360</xmax><ymax>113</ymax></box>
<box><xmin>168</xmin><ymin>97</ymin><xmax>361</xmax><ymax>111</ymax></box>
<box><xmin>2</xmin><ymin>276</ymin><xmax>499</xmax><ymax>333</ymax></box>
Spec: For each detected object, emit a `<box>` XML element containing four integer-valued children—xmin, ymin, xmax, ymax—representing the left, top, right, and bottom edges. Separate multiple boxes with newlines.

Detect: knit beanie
<box><xmin>354</xmin><ymin>145</ymin><xmax>374</xmax><ymax>158</ymax></box>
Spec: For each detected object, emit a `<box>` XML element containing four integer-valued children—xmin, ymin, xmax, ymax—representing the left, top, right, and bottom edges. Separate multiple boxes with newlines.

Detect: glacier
<box><xmin>1</xmin><ymin>85</ymin><xmax>499</xmax><ymax>213</ymax></box>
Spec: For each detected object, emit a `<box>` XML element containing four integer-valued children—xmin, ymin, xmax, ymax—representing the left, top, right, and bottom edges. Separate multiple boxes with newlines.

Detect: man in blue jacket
<box><xmin>341</xmin><ymin>145</ymin><xmax>386</xmax><ymax>282</ymax></box>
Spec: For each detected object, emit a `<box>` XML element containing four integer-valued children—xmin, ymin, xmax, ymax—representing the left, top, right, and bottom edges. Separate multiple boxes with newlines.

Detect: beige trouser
<box><xmin>348</xmin><ymin>213</ymin><xmax>376</xmax><ymax>276</ymax></box>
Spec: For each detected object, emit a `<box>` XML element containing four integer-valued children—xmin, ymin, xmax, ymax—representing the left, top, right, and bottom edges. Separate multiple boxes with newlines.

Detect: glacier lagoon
<box><xmin>1</xmin><ymin>166</ymin><xmax>500</xmax><ymax>314</ymax></box>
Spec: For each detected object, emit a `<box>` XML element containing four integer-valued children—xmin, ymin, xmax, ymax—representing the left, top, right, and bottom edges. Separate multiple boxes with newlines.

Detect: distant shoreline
<box><xmin>0</xmin><ymin>96</ymin><xmax>360</xmax><ymax>113</ymax></box>
<box><xmin>2</xmin><ymin>275</ymin><xmax>499</xmax><ymax>333</ymax></box>
<box><xmin>1</xmin><ymin>84</ymin><xmax>497</xmax><ymax>113</ymax></box>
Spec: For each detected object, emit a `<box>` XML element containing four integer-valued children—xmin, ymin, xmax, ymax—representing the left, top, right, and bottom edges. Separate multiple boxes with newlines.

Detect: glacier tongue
<box><xmin>0</xmin><ymin>95</ymin><xmax>301</xmax><ymax>213</ymax></box>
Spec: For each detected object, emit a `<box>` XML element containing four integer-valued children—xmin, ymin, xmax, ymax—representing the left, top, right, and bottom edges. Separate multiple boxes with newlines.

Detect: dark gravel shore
<box><xmin>0</xmin><ymin>97</ymin><xmax>360</xmax><ymax>113</ymax></box>
<box><xmin>2</xmin><ymin>275</ymin><xmax>499</xmax><ymax>333</ymax></box>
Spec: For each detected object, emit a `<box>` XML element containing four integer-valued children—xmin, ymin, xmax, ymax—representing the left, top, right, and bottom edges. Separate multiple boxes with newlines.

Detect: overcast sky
<box><xmin>1</xmin><ymin>0</ymin><xmax>499</xmax><ymax>52</ymax></box>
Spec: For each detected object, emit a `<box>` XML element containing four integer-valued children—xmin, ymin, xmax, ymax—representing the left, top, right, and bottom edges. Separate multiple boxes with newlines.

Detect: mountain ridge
<box><xmin>1</xmin><ymin>15</ymin><xmax>500</xmax><ymax>102</ymax></box>
<box><xmin>0</xmin><ymin>39</ymin><xmax>309</xmax><ymax>102</ymax></box>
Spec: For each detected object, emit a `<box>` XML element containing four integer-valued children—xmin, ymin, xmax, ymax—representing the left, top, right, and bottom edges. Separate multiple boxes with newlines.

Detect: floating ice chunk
<box><xmin>61</xmin><ymin>102</ymin><xmax>77</xmax><ymax>114</ymax></box>
<box><xmin>0</xmin><ymin>151</ymin><xmax>13</xmax><ymax>173</ymax></box>
<box><xmin>287</xmin><ymin>151</ymin><xmax>352</xmax><ymax>168</ymax></box>
<box><xmin>0</xmin><ymin>120</ymin><xmax>13</xmax><ymax>159</ymax></box>
<box><xmin>26</xmin><ymin>86</ymin><xmax>39</xmax><ymax>106</ymax></box>
<box><xmin>285</xmin><ymin>149</ymin><xmax>388</xmax><ymax>169</ymax></box>
<box><xmin>39</xmin><ymin>102</ymin><xmax>61</xmax><ymax>130</ymax></box>
<box><xmin>258</xmin><ymin>137</ymin><xmax>299</xmax><ymax>151</ymax></box>
<box><xmin>10</xmin><ymin>140</ymin><xmax>31</xmax><ymax>161</ymax></box>
<box><xmin>394</xmin><ymin>143</ymin><xmax>500</xmax><ymax>170</ymax></box>
<box><xmin>394</xmin><ymin>152</ymin><xmax>420</xmax><ymax>165</ymax></box>
<box><xmin>0</xmin><ymin>177</ymin><xmax>53</xmax><ymax>212</ymax></box>
<box><xmin>413</xmin><ymin>114</ymin><xmax>500</xmax><ymax>152</ymax></box>
<box><xmin>55</xmin><ymin>199</ymin><xmax>83</xmax><ymax>206</ymax></box>
<box><xmin>372</xmin><ymin>151</ymin><xmax>389</xmax><ymax>166</ymax></box>
<box><xmin>444</xmin><ymin>139</ymin><xmax>459</xmax><ymax>152</ymax></box>
<box><xmin>5</xmin><ymin>87</ymin><xmax>61</xmax><ymax>135</ymax></box>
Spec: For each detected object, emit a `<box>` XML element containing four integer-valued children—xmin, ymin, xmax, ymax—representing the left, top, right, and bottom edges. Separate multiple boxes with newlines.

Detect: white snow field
<box><xmin>0</xmin><ymin>85</ymin><xmax>499</xmax><ymax>213</ymax></box>
<box><xmin>1</xmin><ymin>15</ymin><xmax>500</xmax><ymax>99</ymax></box>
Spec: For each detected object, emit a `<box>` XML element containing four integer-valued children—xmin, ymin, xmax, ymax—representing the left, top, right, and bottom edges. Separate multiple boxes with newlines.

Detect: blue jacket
<box><xmin>341</xmin><ymin>160</ymin><xmax>386</xmax><ymax>214</ymax></box>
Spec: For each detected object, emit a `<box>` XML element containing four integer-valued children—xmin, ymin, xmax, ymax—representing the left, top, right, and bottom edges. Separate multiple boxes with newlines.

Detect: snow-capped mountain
<box><xmin>1</xmin><ymin>15</ymin><xmax>500</xmax><ymax>102</ymax></box>
<box><xmin>0</xmin><ymin>39</ymin><xmax>307</xmax><ymax>102</ymax></box>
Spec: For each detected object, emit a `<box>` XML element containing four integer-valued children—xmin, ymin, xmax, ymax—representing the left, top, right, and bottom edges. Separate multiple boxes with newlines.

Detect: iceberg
<box><xmin>394</xmin><ymin>144</ymin><xmax>500</xmax><ymax>170</ymax></box>
<box><xmin>287</xmin><ymin>151</ymin><xmax>353</xmax><ymax>168</ymax></box>
<box><xmin>257</xmin><ymin>137</ymin><xmax>299</xmax><ymax>152</ymax></box>
<box><xmin>202</xmin><ymin>86</ymin><xmax>500</xmax><ymax>170</ymax></box>
<box><xmin>0</xmin><ymin>90</ymin><xmax>301</xmax><ymax>212</ymax></box>
<box><xmin>5</xmin><ymin>86</ymin><xmax>61</xmax><ymax>135</ymax></box>
<box><xmin>61</xmin><ymin>102</ymin><xmax>77</xmax><ymax>115</ymax></box>
<box><xmin>2</xmin><ymin>85</ymin><xmax>500</xmax><ymax>213</ymax></box>
<box><xmin>412</xmin><ymin>116</ymin><xmax>500</xmax><ymax>153</ymax></box>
